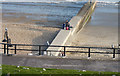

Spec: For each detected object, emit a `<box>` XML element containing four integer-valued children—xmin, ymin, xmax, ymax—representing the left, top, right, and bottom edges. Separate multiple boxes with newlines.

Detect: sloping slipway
<box><xmin>47</xmin><ymin>0</ymin><xmax>97</xmax><ymax>56</ymax></box>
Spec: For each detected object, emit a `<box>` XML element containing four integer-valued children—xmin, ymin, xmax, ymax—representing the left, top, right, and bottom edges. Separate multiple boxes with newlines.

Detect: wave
<box><xmin>31</xmin><ymin>1</ymin><xmax>87</xmax><ymax>4</ymax></box>
<box><xmin>97</xmin><ymin>0</ymin><xmax>119</xmax><ymax>4</ymax></box>
<box><xmin>97</xmin><ymin>1</ymin><xmax>116</xmax><ymax>4</ymax></box>
<box><xmin>2</xmin><ymin>2</ymin><xmax>84</xmax><ymax>9</ymax></box>
<box><xmin>66</xmin><ymin>0</ymin><xmax>78</xmax><ymax>2</ymax></box>
<box><xmin>1</xmin><ymin>0</ymin><xmax>119</xmax><ymax>3</ymax></box>
<box><xmin>97</xmin><ymin>0</ymin><xmax>119</xmax><ymax>6</ymax></box>
<box><xmin>1</xmin><ymin>0</ymin><xmax>86</xmax><ymax>3</ymax></box>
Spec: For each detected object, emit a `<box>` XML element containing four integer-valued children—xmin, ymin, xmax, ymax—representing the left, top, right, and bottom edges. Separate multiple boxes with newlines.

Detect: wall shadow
<box><xmin>31</xmin><ymin>27</ymin><xmax>60</xmax><ymax>54</ymax></box>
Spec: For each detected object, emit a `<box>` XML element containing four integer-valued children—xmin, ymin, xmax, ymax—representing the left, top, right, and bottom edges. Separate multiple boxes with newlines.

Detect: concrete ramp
<box><xmin>47</xmin><ymin>1</ymin><xmax>97</xmax><ymax>56</ymax></box>
<box><xmin>47</xmin><ymin>30</ymin><xmax>71</xmax><ymax>56</ymax></box>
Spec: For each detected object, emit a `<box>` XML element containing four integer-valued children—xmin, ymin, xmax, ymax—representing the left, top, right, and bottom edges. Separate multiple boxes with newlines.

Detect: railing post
<box><xmin>64</xmin><ymin>46</ymin><xmax>66</xmax><ymax>56</ymax></box>
<box><xmin>4</xmin><ymin>44</ymin><xmax>6</xmax><ymax>54</ymax></box>
<box><xmin>7</xmin><ymin>44</ymin><xmax>9</xmax><ymax>55</ymax></box>
<box><xmin>113</xmin><ymin>48</ymin><xmax>115</xmax><ymax>58</ymax></box>
<box><xmin>88</xmin><ymin>48</ymin><xmax>90</xmax><ymax>57</ymax></box>
<box><xmin>50</xmin><ymin>51</ymin><xmax>51</xmax><ymax>56</ymax></box>
<box><xmin>15</xmin><ymin>44</ymin><xmax>16</xmax><ymax>54</ymax></box>
<box><xmin>39</xmin><ymin>46</ymin><xmax>41</xmax><ymax>55</ymax></box>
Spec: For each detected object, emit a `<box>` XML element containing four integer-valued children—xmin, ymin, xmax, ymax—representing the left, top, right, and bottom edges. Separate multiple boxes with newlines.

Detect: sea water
<box><xmin>1</xmin><ymin>0</ymin><xmax>120</xmax><ymax>27</ymax></box>
<box><xmin>90</xmin><ymin>0</ymin><xmax>119</xmax><ymax>27</ymax></box>
<box><xmin>2</xmin><ymin>0</ymin><xmax>86</xmax><ymax>27</ymax></box>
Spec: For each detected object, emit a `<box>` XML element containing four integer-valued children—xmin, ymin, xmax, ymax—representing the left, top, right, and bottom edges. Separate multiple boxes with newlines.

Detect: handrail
<box><xmin>0</xmin><ymin>43</ymin><xmax>118</xmax><ymax>49</ymax></box>
<box><xmin>0</xmin><ymin>43</ymin><xmax>119</xmax><ymax>58</ymax></box>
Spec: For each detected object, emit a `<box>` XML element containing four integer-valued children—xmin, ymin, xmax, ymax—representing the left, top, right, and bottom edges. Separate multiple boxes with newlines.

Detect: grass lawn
<box><xmin>1</xmin><ymin>64</ymin><xmax>120</xmax><ymax>76</ymax></box>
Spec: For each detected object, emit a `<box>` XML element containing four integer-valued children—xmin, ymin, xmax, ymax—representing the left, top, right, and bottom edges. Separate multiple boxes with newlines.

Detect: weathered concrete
<box><xmin>46</xmin><ymin>30</ymin><xmax>71</xmax><ymax>56</ymax></box>
<box><xmin>2</xmin><ymin>55</ymin><xmax>120</xmax><ymax>72</ymax></box>
<box><xmin>47</xmin><ymin>1</ymin><xmax>97</xmax><ymax>56</ymax></box>
<box><xmin>0</xmin><ymin>3</ymin><xmax>2</xmax><ymax>50</ymax></box>
<box><xmin>0</xmin><ymin>3</ymin><xmax>2</xmax><ymax>66</ymax></box>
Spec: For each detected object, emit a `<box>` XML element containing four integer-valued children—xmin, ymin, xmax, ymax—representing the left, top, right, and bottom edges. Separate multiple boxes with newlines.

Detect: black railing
<box><xmin>0</xmin><ymin>43</ymin><xmax>120</xmax><ymax>58</ymax></box>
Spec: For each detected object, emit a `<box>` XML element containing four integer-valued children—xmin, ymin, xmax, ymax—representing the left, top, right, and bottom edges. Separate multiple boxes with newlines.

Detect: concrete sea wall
<box><xmin>0</xmin><ymin>3</ymin><xmax>2</xmax><ymax>54</ymax></box>
<box><xmin>47</xmin><ymin>1</ymin><xmax>97</xmax><ymax>56</ymax></box>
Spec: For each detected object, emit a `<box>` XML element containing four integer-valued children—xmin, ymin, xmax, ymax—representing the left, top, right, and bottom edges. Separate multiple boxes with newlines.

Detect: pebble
<box><xmin>82</xmin><ymin>70</ymin><xmax>86</xmax><ymax>72</ymax></box>
<box><xmin>40</xmin><ymin>71</ymin><xmax>42</xmax><ymax>73</ymax></box>
<box><xmin>43</xmin><ymin>68</ymin><xmax>46</xmax><ymax>71</ymax></box>
<box><xmin>18</xmin><ymin>70</ymin><xmax>20</xmax><ymax>72</ymax></box>
<box><xmin>23</xmin><ymin>67</ymin><xmax>26</xmax><ymax>69</ymax></box>
<box><xmin>26</xmin><ymin>68</ymin><xmax>29</xmax><ymax>70</ymax></box>
<box><xmin>17</xmin><ymin>66</ymin><xmax>20</xmax><ymax>68</ymax></box>
<box><xmin>27</xmin><ymin>53</ymin><xmax>33</xmax><ymax>56</ymax></box>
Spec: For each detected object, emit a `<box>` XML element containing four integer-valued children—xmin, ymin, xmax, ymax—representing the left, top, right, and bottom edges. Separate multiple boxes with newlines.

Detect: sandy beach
<box><xmin>1</xmin><ymin>22</ymin><xmax>60</xmax><ymax>54</ymax></box>
<box><xmin>2</xmin><ymin>23</ymin><xmax>60</xmax><ymax>45</ymax></box>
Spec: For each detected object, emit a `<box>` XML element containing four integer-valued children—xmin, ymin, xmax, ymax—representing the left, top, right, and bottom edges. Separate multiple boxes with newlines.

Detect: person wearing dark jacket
<box><xmin>62</xmin><ymin>23</ymin><xmax>65</xmax><ymax>29</ymax></box>
<box><xmin>65</xmin><ymin>20</ymin><xmax>70</xmax><ymax>30</ymax></box>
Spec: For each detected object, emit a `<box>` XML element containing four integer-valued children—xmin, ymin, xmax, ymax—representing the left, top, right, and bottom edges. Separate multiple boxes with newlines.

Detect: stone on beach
<box><xmin>43</xmin><ymin>68</ymin><xmax>46</xmax><ymax>71</ymax></box>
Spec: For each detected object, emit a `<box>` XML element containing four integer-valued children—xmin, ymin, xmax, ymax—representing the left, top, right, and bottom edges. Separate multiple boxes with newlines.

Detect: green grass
<box><xmin>1</xmin><ymin>64</ymin><xmax>120</xmax><ymax>76</ymax></box>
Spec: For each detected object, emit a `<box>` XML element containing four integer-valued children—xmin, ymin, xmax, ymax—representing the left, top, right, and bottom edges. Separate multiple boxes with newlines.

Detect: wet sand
<box><xmin>71</xmin><ymin>25</ymin><xmax>118</xmax><ymax>47</ymax></box>
<box><xmin>66</xmin><ymin>3</ymin><xmax>118</xmax><ymax>59</ymax></box>
<box><xmin>2</xmin><ymin>12</ymin><xmax>65</xmax><ymax>27</ymax></box>
<box><xmin>66</xmin><ymin>25</ymin><xmax>118</xmax><ymax>59</ymax></box>
<box><xmin>71</xmin><ymin>4</ymin><xmax>118</xmax><ymax>47</ymax></box>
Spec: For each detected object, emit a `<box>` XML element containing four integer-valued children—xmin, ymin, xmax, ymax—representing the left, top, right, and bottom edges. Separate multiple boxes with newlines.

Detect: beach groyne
<box><xmin>47</xmin><ymin>1</ymin><xmax>97</xmax><ymax>56</ymax></box>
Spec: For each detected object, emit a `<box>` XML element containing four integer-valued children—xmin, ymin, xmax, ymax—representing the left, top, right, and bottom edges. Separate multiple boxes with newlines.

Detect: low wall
<box><xmin>0</xmin><ymin>3</ymin><xmax>2</xmax><ymax>54</ymax></box>
<box><xmin>47</xmin><ymin>1</ymin><xmax>97</xmax><ymax>56</ymax></box>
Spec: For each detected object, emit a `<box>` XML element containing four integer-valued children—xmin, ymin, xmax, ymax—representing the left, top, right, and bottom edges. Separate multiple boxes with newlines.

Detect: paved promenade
<box><xmin>2</xmin><ymin>55</ymin><xmax>120</xmax><ymax>72</ymax></box>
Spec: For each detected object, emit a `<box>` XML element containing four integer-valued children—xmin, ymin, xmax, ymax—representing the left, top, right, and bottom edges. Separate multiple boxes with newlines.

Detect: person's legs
<box><xmin>66</xmin><ymin>27</ymin><xmax>68</xmax><ymax>30</ymax></box>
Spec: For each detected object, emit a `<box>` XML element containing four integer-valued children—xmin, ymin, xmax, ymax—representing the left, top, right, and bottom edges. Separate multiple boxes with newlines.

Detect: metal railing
<box><xmin>0</xmin><ymin>43</ymin><xmax>120</xmax><ymax>58</ymax></box>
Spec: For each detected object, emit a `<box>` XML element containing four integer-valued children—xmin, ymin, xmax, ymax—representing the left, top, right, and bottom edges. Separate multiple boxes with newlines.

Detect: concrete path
<box><xmin>2</xmin><ymin>55</ymin><xmax>120</xmax><ymax>72</ymax></box>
